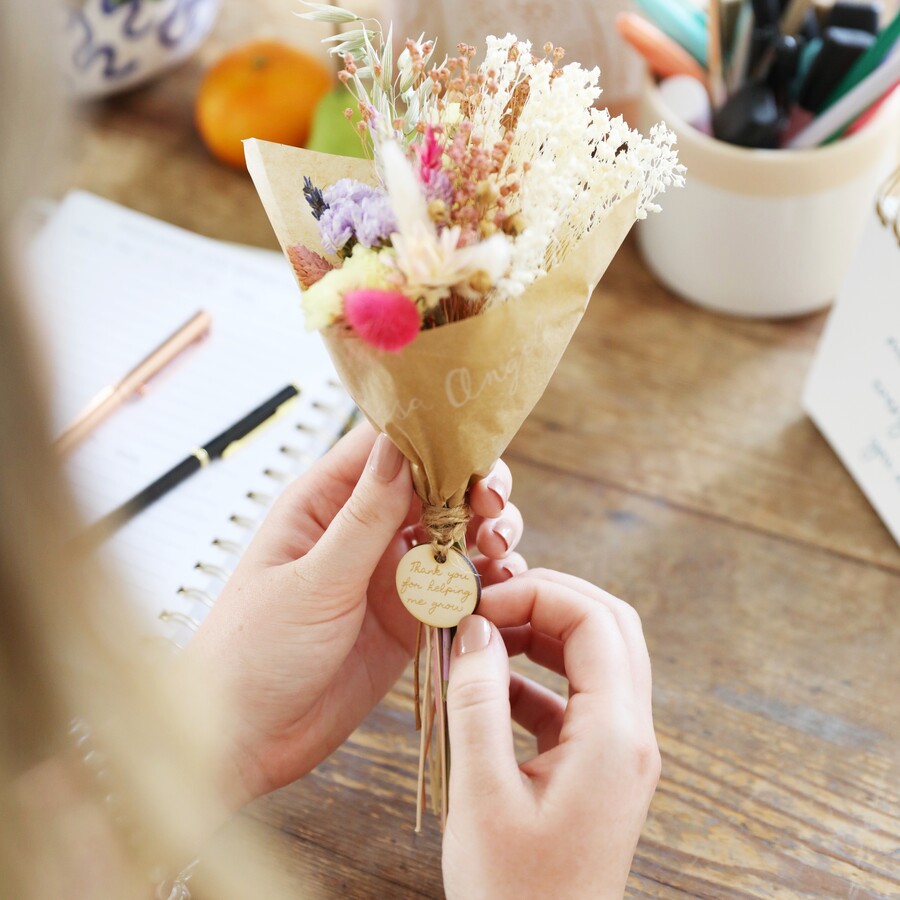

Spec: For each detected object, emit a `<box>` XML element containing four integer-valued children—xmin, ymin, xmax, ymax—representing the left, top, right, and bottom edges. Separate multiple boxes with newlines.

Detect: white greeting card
<box><xmin>804</xmin><ymin>178</ymin><xmax>900</xmax><ymax>547</ymax></box>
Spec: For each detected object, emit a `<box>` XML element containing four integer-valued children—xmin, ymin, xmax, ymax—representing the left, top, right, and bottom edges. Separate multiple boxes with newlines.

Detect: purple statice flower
<box><xmin>317</xmin><ymin>179</ymin><xmax>397</xmax><ymax>256</ymax></box>
<box><xmin>354</xmin><ymin>191</ymin><xmax>398</xmax><ymax>248</ymax></box>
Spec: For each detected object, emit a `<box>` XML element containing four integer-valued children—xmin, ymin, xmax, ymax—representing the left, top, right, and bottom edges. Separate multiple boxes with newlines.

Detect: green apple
<box><xmin>306</xmin><ymin>86</ymin><xmax>367</xmax><ymax>158</ymax></box>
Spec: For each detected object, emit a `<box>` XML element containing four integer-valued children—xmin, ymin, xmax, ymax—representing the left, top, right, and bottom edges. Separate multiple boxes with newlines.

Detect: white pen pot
<box><xmin>637</xmin><ymin>73</ymin><xmax>900</xmax><ymax>318</ymax></box>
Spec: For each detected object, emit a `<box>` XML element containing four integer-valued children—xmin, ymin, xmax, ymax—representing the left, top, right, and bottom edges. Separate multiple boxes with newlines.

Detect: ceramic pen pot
<box><xmin>61</xmin><ymin>0</ymin><xmax>221</xmax><ymax>99</ymax></box>
<box><xmin>637</xmin><ymin>73</ymin><xmax>900</xmax><ymax>318</ymax></box>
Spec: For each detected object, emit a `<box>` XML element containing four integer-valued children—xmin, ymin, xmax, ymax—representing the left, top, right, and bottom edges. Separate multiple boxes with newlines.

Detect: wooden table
<box><xmin>69</xmin><ymin>2</ymin><xmax>900</xmax><ymax>895</ymax></box>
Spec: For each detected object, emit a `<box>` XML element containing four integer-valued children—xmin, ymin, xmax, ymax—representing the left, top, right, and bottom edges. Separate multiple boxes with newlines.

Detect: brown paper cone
<box><xmin>245</xmin><ymin>139</ymin><xmax>637</xmax><ymax>506</ymax></box>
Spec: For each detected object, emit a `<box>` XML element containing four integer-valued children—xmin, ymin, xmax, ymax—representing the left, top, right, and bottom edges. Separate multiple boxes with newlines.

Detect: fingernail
<box><xmin>456</xmin><ymin>615</ymin><xmax>491</xmax><ymax>655</ymax></box>
<box><xmin>369</xmin><ymin>433</ymin><xmax>403</xmax><ymax>482</ymax></box>
<box><xmin>491</xmin><ymin>521</ymin><xmax>514</xmax><ymax>552</ymax></box>
<box><xmin>484</xmin><ymin>474</ymin><xmax>508</xmax><ymax>510</ymax></box>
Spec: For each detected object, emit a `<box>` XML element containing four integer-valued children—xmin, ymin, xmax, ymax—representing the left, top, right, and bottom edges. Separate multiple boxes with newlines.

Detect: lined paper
<box><xmin>28</xmin><ymin>192</ymin><xmax>354</xmax><ymax>638</ymax></box>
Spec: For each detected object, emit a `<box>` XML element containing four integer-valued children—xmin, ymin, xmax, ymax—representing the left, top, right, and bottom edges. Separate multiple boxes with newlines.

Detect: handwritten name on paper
<box><xmin>444</xmin><ymin>333</ymin><xmax>550</xmax><ymax>409</ymax></box>
<box><xmin>804</xmin><ymin>213</ymin><xmax>900</xmax><ymax>547</ymax></box>
<box><xmin>389</xmin><ymin>395</ymin><xmax>434</xmax><ymax>421</ymax></box>
<box><xmin>445</xmin><ymin>357</ymin><xmax>522</xmax><ymax>408</ymax></box>
<box><xmin>859</xmin><ymin>338</ymin><xmax>900</xmax><ymax>492</ymax></box>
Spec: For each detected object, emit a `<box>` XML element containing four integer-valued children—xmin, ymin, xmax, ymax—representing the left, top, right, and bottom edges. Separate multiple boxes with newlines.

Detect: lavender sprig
<box><xmin>303</xmin><ymin>176</ymin><xmax>330</xmax><ymax>221</ymax></box>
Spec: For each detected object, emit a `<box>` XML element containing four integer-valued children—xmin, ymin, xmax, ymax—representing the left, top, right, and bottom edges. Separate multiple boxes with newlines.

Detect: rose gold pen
<box><xmin>55</xmin><ymin>309</ymin><xmax>212</xmax><ymax>454</ymax></box>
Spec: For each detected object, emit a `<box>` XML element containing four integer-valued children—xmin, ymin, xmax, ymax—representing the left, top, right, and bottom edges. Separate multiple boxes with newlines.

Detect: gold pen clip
<box><xmin>221</xmin><ymin>389</ymin><xmax>300</xmax><ymax>460</ymax></box>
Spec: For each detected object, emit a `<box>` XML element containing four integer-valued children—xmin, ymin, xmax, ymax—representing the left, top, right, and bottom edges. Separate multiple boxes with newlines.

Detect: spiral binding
<box><xmin>193</xmin><ymin>561</ymin><xmax>231</xmax><ymax>582</ymax></box>
<box><xmin>229</xmin><ymin>513</ymin><xmax>257</xmax><ymax>529</ymax></box>
<box><xmin>211</xmin><ymin>537</ymin><xmax>242</xmax><ymax>555</ymax></box>
<box><xmin>176</xmin><ymin>586</ymin><xmax>216</xmax><ymax>607</ymax></box>
<box><xmin>157</xmin><ymin>382</ymin><xmax>357</xmax><ymax>649</ymax></box>
<box><xmin>159</xmin><ymin>610</ymin><xmax>201</xmax><ymax>632</ymax></box>
<box><xmin>279</xmin><ymin>444</ymin><xmax>315</xmax><ymax>463</ymax></box>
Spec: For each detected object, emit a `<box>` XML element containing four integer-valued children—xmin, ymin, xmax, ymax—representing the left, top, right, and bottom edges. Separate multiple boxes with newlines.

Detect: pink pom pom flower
<box><xmin>343</xmin><ymin>288</ymin><xmax>421</xmax><ymax>352</ymax></box>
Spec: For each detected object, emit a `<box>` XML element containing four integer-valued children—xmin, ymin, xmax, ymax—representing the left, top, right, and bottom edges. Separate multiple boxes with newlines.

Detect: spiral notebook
<box><xmin>28</xmin><ymin>191</ymin><xmax>356</xmax><ymax>647</ymax></box>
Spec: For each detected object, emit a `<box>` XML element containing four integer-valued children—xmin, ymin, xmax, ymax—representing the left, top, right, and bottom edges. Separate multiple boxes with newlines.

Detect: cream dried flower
<box><xmin>380</xmin><ymin>140</ymin><xmax>511</xmax><ymax>307</ymax></box>
<box><xmin>301</xmin><ymin>244</ymin><xmax>394</xmax><ymax>329</ymax></box>
<box><xmin>467</xmin><ymin>35</ymin><xmax>685</xmax><ymax>304</ymax></box>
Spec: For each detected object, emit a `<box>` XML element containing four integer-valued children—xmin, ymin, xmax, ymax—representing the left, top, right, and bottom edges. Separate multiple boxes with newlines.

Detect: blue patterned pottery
<box><xmin>63</xmin><ymin>0</ymin><xmax>221</xmax><ymax>99</ymax></box>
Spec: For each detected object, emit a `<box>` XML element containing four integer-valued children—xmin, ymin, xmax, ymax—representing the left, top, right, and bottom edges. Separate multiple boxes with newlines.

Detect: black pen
<box><xmin>85</xmin><ymin>384</ymin><xmax>299</xmax><ymax>544</ymax></box>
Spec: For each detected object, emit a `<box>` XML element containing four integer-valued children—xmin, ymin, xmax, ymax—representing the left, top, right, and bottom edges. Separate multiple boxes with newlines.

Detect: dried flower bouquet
<box><xmin>246</xmin><ymin>1</ymin><xmax>684</xmax><ymax>829</ymax></box>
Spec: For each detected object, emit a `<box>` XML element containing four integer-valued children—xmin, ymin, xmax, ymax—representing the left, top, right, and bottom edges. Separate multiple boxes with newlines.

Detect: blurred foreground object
<box><xmin>195</xmin><ymin>39</ymin><xmax>333</xmax><ymax>169</ymax></box>
<box><xmin>62</xmin><ymin>0</ymin><xmax>221</xmax><ymax>99</ymax></box>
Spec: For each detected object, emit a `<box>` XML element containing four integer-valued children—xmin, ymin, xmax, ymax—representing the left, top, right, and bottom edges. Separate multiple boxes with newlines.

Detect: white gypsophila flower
<box><xmin>463</xmin><ymin>35</ymin><xmax>684</xmax><ymax>305</ymax></box>
<box><xmin>380</xmin><ymin>140</ymin><xmax>511</xmax><ymax>306</ymax></box>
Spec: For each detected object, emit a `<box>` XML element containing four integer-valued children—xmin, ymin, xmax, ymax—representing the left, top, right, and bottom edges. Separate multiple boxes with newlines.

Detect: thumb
<box><xmin>447</xmin><ymin>615</ymin><xmax>519</xmax><ymax>802</ymax></box>
<box><xmin>303</xmin><ymin>433</ymin><xmax>413</xmax><ymax>589</ymax></box>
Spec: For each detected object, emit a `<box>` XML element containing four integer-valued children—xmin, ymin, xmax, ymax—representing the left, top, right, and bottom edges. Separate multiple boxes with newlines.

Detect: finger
<box><xmin>500</xmin><ymin>625</ymin><xmax>565</xmax><ymax>677</ymax></box>
<box><xmin>477</xmin><ymin>572</ymin><xmax>633</xmax><ymax>705</ymax></box>
<box><xmin>525</xmin><ymin>570</ymin><xmax>652</xmax><ymax>717</ymax></box>
<box><xmin>474</xmin><ymin>553</ymin><xmax>527</xmax><ymax>587</ymax></box>
<box><xmin>298</xmin><ymin>434</ymin><xmax>413</xmax><ymax>596</ymax></box>
<box><xmin>509</xmin><ymin>673</ymin><xmax>565</xmax><ymax>755</ymax></box>
<box><xmin>242</xmin><ymin>422</ymin><xmax>379</xmax><ymax>568</ymax></box>
<box><xmin>474</xmin><ymin>501</ymin><xmax>523</xmax><ymax>559</ymax></box>
<box><xmin>469</xmin><ymin>459</ymin><xmax>512</xmax><ymax>519</ymax></box>
<box><xmin>401</xmin><ymin>493</ymin><xmax>424</xmax><ymax>530</ymax></box>
<box><xmin>447</xmin><ymin>616</ymin><xmax>521</xmax><ymax>803</ymax></box>
<box><xmin>367</xmin><ymin>527</ymin><xmax>427</xmax><ymax>653</ymax></box>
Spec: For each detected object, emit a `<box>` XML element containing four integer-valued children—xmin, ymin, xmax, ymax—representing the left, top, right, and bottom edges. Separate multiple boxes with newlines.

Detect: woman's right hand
<box><xmin>442</xmin><ymin>570</ymin><xmax>660</xmax><ymax>900</ymax></box>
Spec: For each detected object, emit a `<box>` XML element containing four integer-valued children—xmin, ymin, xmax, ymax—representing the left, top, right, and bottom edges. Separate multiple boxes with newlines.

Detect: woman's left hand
<box><xmin>188</xmin><ymin>422</ymin><xmax>525</xmax><ymax>808</ymax></box>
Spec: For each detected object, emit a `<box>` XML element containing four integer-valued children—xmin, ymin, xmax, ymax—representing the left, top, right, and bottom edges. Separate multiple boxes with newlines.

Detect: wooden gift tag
<box><xmin>395</xmin><ymin>545</ymin><xmax>481</xmax><ymax>628</ymax></box>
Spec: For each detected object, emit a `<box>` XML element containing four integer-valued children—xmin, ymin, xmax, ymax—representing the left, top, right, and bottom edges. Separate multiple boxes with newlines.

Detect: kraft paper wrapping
<box><xmin>245</xmin><ymin>139</ymin><xmax>637</xmax><ymax>507</ymax></box>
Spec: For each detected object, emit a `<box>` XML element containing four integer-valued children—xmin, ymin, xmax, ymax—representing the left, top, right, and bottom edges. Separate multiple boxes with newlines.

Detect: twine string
<box><xmin>422</xmin><ymin>502</ymin><xmax>470</xmax><ymax>563</ymax></box>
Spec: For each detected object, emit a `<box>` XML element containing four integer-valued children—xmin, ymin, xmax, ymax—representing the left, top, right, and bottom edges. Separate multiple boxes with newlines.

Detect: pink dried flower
<box><xmin>344</xmin><ymin>288</ymin><xmax>421</xmax><ymax>352</ymax></box>
<box><xmin>416</xmin><ymin>125</ymin><xmax>443</xmax><ymax>176</ymax></box>
<box><xmin>414</xmin><ymin>126</ymin><xmax>454</xmax><ymax>209</ymax></box>
<box><xmin>287</xmin><ymin>243</ymin><xmax>333</xmax><ymax>289</ymax></box>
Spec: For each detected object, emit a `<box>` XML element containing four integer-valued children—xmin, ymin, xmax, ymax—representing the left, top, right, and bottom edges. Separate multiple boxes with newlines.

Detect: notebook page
<box><xmin>27</xmin><ymin>192</ymin><xmax>354</xmax><ymax>634</ymax></box>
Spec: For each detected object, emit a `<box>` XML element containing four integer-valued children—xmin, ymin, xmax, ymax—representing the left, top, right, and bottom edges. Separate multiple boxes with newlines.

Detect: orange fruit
<box><xmin>195</xmin><ymin>40</ymin><xmax>333</xmax><ymax>169</ymax></box>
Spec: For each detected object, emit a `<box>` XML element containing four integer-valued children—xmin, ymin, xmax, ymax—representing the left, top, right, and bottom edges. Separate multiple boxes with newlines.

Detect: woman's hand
<box><xmin>188</xmin><ymin>423</ymin><xmax>526</xmax><ymax>808</ymax></box>
<box><xmin>442</xmin><ymin>570</ymin><xmax>659</xmax><ymax>900</ymax></box>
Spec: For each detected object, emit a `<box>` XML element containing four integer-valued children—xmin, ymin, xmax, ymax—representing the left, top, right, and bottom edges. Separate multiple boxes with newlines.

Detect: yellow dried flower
<box><xmin>502</xmin><ymin>213</ymin><xmax>526</xmax><ymax>236</ymax></box>
<box><xmin>301</xmin><ymin>245</ymin><xmax>393</xmax><ymax>330</ymax></box>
